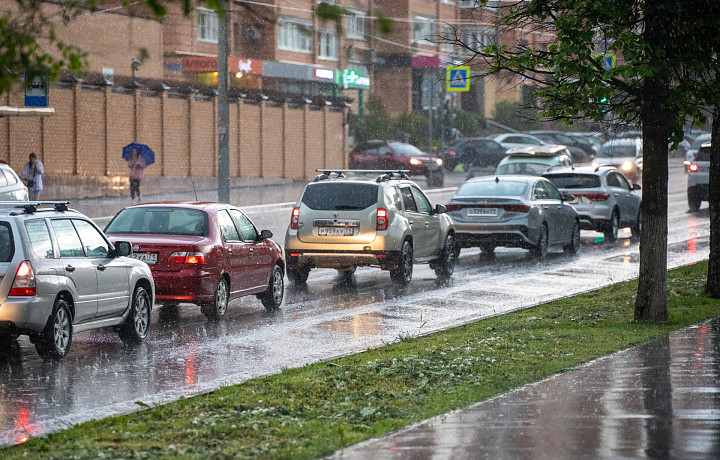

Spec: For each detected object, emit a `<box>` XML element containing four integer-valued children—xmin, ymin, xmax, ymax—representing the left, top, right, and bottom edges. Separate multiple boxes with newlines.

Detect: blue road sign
<box><xmin>446</xmin><ymin>66</ymin><xmax>470</xmax><ymax>92</ymax></box>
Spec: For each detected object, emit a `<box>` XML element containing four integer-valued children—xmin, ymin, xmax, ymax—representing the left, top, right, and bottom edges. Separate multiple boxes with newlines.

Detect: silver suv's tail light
<box><xmin>290</xmin><ymin>207</ymin><xmax>300</xmax><ymax>230</ymax></box>
<box><xmin>376</xmin><ymin>208</ymin><xmax>388</xmax><ymax>231</ymax></box>
<box><xmin>9</xmin><ymin>261</ymin><xmax>36</xmax><ymax>296</ymax></box>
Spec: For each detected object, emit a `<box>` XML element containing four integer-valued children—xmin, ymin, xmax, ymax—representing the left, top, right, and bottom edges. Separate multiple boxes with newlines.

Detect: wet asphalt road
<box><xmin>333</xmin><ymin>319</ymin><xmax>720</xmax><ymax>459</ymax></box>
<box><xmin>0</xmin><ymin>162</ymin><xmax>710</xmax><ymax>446</ymax></box>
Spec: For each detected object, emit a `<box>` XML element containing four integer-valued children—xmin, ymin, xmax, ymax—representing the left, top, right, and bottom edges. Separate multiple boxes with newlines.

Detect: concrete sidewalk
<box><xmin>333</xmin><ymin>318</ymin><xmax>720</xmax><ymax>459</ymax></box>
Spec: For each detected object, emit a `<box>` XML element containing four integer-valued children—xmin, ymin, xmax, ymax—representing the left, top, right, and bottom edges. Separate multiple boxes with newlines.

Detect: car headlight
<box><xmin>436</xmin><ymin>158</ymin><xmax>443</xmax><ymax>166</ymax></box>
<box><xmin>591</xmin><ymin>160</ymin><xmax>599</xmax><ymax>168</ymax></box>
<box><xmin>621</xmin><ymin>161</ymin><xmax>633</xmax><ymax>171</ymax></box>
<box><xmin>409</xmin><ymin>158</ymin><xmax>421</xmax><ymax>165</ymax></box>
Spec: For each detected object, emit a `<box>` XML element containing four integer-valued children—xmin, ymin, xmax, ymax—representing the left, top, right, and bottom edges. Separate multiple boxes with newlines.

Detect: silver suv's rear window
<box><xmin>302</xmin><ymin>183</ymin><xmax>379</xmax><ymax>210</ymax></box>
<box><xmin>696</xmin><ymin>146</ymin><xmax>711</xmax><ymax>162</ymax></box>
<box><xmin>545</xmin><ymin>174</ymin><xmax>601</xmax><ymax>189</ymax></box>
<box><xmin>0</xmin><ymin>221</ymin><xmax>13</xmax><ymax>262</ymax></box>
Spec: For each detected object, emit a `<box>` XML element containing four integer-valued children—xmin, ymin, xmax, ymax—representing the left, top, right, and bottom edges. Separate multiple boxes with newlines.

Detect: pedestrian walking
<box><xmin>122</xmin><ymin>142</ymin><xmax>155</xmax><ymax>203</ymax></box>
<box><xmin>21</xmin><ymin>153</ymin><xmax>44</xmax><ymax>200</ymax></box>
<box><xmin>127</xmin><ymin>148</ymin><xmax>146</xmax><ymax>203</ymax></box>
<box><xmin>461</xmin><ymin>141</ymin><xmax>478</xmax><ymax>180</ymax></box>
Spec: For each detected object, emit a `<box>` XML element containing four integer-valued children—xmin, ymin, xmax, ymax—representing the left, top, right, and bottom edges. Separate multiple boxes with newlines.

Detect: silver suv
<box><xmin>687</xmin><ymin>142</ymin><xmax>710</xmax><ymax>211</ymax></box>
<box><xmin>543</xmin><ymin>166</ymin><xmax>642</xmax><ymax>241</ymax></box>
<box><xmin>0</xmin><ymin>201</ymin><xmax>155</xmax><ymax>359</ymax></box>
<box><xmin>284</xmin><ymin>170</ymin><xmax>457</xmax><ymax>286</ymax></box>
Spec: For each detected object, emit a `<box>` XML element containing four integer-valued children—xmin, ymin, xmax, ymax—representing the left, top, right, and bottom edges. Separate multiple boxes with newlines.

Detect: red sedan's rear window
<box><xmin>105</xmin><ymin>207</ymin><xmax>209</xmax><ymax>236</ymax></box>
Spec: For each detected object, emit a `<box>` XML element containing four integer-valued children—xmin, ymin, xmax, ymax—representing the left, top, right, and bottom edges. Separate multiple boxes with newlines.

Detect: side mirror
<box><xmin>435</xmin><ymin>204</ymin><xmax>446</xmax><ymax>214</ymax></box>
<box><xmin>563</xmin><ymin>194</ymin><xmax>575</xmax><ymax>202</ymax></box>
<box><xmin>259</xmin><ymin>229</ymin><xmax>273</xmax><ymax>240</ymax></box>
<box><xmin>632</xmin><ymin>183</ymin><xmax>641</xmax><ymax>191</ymax></box>
<box><xmin>114</xmin><ymin>241</ymin><xmax>132</xmax><ymax>257</ymax></box>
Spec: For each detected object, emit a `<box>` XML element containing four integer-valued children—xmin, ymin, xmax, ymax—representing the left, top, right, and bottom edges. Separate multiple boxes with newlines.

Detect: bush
<box><xmin>492</xmin><ymin>100</ymin><xmax>542</xmax><ymax>131</ymax></box>
<box><xmin>451</xmin><ymin>109</ymin><xmax>486</xmax><ymax>137</ymax></box>
<box><xmin>351</xmin><ymin>95</ymin><xmax>392</xmax><ymax>143</ymax></box>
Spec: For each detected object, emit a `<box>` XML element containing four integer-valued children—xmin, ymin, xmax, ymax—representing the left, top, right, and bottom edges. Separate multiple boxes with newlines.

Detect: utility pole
<box><xmin>217</xmin><ymin>0</ymin><xmax>230</xmax><ymax>203</ymax></box>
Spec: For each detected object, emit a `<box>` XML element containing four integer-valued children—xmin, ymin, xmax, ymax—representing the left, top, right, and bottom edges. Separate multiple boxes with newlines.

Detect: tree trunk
<box><xmin>706</xmin><ymin>107</ymin><xmax>720</xmax><ymax>296</ymax></box>
<box><xmin>634</xmin><ymin>76</ymin><xmax>669</xmax><ymax>322</ymax></box>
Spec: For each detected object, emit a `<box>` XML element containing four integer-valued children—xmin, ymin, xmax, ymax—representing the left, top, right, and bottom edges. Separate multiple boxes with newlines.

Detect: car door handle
<box><xmin>97</xmin><ymin>264</ymin><xmax>106</xmax><ymax>271</ymax></box>
<box><xmin>614</xmin><ymin>193</ymin><xmax>620</xmax><ymax>197</ymax></box>
<box><xmin>227</xmin><ymin>248</ymin><xmax>233</xmax><ymax>254</ymax></box>
<box><xmin>65</xmin><ymin>264</ymin><xmax>75</xmax><ymax>272</ymax></box>
<box><xmin>409</xmin><ymin>220</ymin><xmax>415</xmax><ymax>226</ymax></box>
<box><xmin>249</xmin><ymin>247</ymin><xmax>254</xmax><ymax>253</ymax></box>
<box><xmin>542</xmin><ymin>205</ymin><xmax>549</xmax><ymax>210</ymax></box>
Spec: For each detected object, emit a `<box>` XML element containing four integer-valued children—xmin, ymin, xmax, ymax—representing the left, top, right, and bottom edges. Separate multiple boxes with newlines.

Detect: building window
<box><xmin>443</xmin><ymin>0</ymin><xmax>455</xmax><ymax>4</ymax></box>
<box><xmin>346</xmin><ymin>10</ymin><xmax>367</xmax><ymax>40</ymax></box>
<box><xmin>198</xmin><ymin>8</ymin><xmax>219</xmax><ymax>43</ymax></box>
<box><xmin>318</xmin><ymin>29</ymin><xmax>338</xmax><ymax>60</ymax></box>
<box><xmin>278</xmin><ymin>17</ymin><xmax>313</xmax><ymax>53</ymax></box>
<box><xmin>461</xmin><ymin>27</ymin><xmax>497</xmax><ymax>50</ymax></box>
<box><xmin>412</xmin><ymin>15</ymin><xmax>437</xmax><ymax>45</ymax></box>
<box><xmin>440</xmin><ymin>25</ymin><xmax>455</xmax><ymax>53</ymax></box>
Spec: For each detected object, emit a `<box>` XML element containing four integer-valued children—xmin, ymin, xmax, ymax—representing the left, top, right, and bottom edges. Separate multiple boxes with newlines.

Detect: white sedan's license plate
<box><xmin>467</xmin><ymin>208</ymin><xmax>498</xmax><ymax>217</ymax></box>
<box><xmin>318</xmin><ymin>227</ymin><xmax>354</xmax><ymax>236</ymax></box>
<box><xmin>131</xmin><ymin>252</ymin><xmax>158</xmax><ymax>264</ymax></box>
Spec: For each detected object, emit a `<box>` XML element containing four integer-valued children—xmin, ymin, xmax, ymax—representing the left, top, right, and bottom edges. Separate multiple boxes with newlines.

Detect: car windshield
<box><xmin>496</xmin><ymin>162</ymin><xmax>549</xmax><ymax>176</ymax></box>
<box><xmin>391</xmin><ymin>144</ymin><xmax>424</xmax><ymax>156</ymax></box>
<box><xmin>599</xmin><ymin>143</ymin><xmax>636</xmax><ymax>157</ymax></box>
<box><xmin>302</xmin><ymin>183</ymin><xmax>379</xmax><ymax>210</ymax></box>
<box><xmin>105</xmin><ymin>207</ymin><xmax>210</xmax><ymax>236</ymax></box>
<box><xmin>696</xmin><ymin>146</ymin><xmax>711</xmax><ymax>162</ymax></box>
<box><xmin>692</xmin><ymin>136</ymin><xmax>711</xmax><ymax>149</ymax></box>
<box><xmin>0</xmin><ymin>221</ymin><xmax>13</xmax><ymax>262</ymax></box>
<box><xmin>455</xmin><ymin>180</ymin><xmax>527</xmax><ymax>198</ymax></box>
<box><xmin>544</xmin><ymin>174</ymin><xmax>601</xmax><ymax>189</ymax></box>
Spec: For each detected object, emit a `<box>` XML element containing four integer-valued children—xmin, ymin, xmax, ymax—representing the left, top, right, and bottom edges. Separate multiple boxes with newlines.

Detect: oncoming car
<box><xmin>687</xmin><ymin>142</ymin><xmax>710</xmax><ymax>211</ymax></box>
<box><xmin>349</xmin><ymin>141</ymin><xmax>444</xmax><ymax>187</ymax></box>
<box><xmin>495</xmin><ymin>145</ymin><xmax>573</xmax><ymax>176</ymax></box>
<box><xmin>0</xmin><ymin>201</ymin><xmax>154</xmax><ymax>359</ymax></box>
<box><xmin>445</xmin><ymin>176</ymin><xmax>580</xmax><ymax>259</ymax></box>
<box><xmin>105</xmin><ymin>202</ymin><xmax>285</xmax><ymax>318</ymax></box>
<box><xmin>592</xmin><ymin>138</ymin><xmax>643</xmax><ymax>183</ymax></box>
<box><xmin>284</xmin><ymin>170</ymin><xmax>456</xmax><ymax>286</ymax></box>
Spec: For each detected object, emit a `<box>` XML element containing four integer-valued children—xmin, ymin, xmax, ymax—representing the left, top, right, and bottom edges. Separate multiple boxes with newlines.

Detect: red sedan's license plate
<box><xmin>318</xmin><ymin>227</ymin><xmax>354</xmax><ymax>236</ymax></box>
<box><xmin>131</xmin><ymin>252</ymin><xmax>158</xmax><ymax>264</ymax></box>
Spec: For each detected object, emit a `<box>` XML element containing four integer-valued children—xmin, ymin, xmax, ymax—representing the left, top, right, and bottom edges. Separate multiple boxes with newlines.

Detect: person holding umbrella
<box><xmin>123</xmin><ymin>142</ymin><xmax>155</xmax><ymax>203</ymax></box>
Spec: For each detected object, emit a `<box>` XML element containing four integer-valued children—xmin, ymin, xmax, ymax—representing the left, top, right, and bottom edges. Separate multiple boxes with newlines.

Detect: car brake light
<box><xmin>376</xmin><ymin>208</ymin><xmax>388</xmax><ymax>231</ymax></box>
<box><xmin>584</xmin><ymin>193</ymin><xmax>610</xmax><ymax>201</ymax></box>
<box><xmin>501</xmin><ymin>204</ymin><xmax>530</xmax><ymax>213</ymax></box>
<box><xmin>169</xmin><ymin>252</ymin><xmax>206</xmax><ymax>264</ymax></box>
<box><xmin>444</xmin><ymin>204</ymin><xmax>462</xmax><ymax>212</ymax></box>
<box><xmin>449</xmin><ymin>149</ymin><xmax>457</xmax><ymax>157</ymax></box>
<box><xmin>9</xmin><ymin>261</ymin><xmax>36</xmax><ymax>296</ymax></box>
<box><xmin>290</xmin><ymin>207</ymin><xmax>300</xmax><ymax>230</ymax></box>
<box><xmin>689</xmin><ymin>164</ymin><xmax>699</xmax><ymax>172</ymax></box>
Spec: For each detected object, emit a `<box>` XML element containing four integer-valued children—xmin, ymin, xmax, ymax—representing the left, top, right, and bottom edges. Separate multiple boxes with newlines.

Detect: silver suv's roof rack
<box><xmin>0</xmin><ymin>201</ymin><xmax>70</xmax><ymax>214</ymax></box>
<box><xmin>313</xmin><ymin>169</ymin><xmax>411</xmax><ymax>182</ymax></box>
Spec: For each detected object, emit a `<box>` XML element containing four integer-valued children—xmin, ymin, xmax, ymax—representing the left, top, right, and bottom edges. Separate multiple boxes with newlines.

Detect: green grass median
<box><xmin>4</xmin><ymin>261</ymin><xmax>720</xmax><ymax>459</ymax></box>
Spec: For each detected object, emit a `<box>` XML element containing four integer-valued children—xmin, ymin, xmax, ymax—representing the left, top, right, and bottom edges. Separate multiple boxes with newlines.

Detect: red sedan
<box><xmin>105</xmin><ymin>202</ymin><xmax>284</xmax><ymax>318</ymax></box>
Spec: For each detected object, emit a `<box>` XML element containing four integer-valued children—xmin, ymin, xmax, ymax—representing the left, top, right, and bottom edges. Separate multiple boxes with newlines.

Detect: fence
<box><xmin>0</xmin><ymin>82</ymin><xmax>348</xmax><ymax>197</ymax></box>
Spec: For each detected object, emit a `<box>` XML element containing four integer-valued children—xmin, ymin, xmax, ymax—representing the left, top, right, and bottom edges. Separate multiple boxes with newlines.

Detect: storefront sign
<box><xmin>342</xmin><ymin>69</ymin><xmax>370</xmax><ymax>90</ymax></box>
<box><xmin>314</xmin><ymin>68</ymin><xmax>336</xmax><ymax>81</ymax></box>
<box><xmin>182</xmin><ymin>56</ymin><xmax>261</xmax><ymax>74</ymax></box>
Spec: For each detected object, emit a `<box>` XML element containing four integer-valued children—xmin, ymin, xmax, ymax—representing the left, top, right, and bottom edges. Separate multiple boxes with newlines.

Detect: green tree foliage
<box><xmin>351</xmin><ymin>95</ymin><xmax>392</xmax><ymax>143</ymax></box>
<box><xmin>465</xmin><ymin>0</ymin><xmax>717</xmax><ymax>321</ymax></box>
<box><xmin>491</xmin><ymin>101</ymin><xmax>541</xmax><ymax>132</ymax></box>
<box><xmin>452</xmin><ymin>109</ymin><xmax>486</xmax><ymax>137</ymax></box>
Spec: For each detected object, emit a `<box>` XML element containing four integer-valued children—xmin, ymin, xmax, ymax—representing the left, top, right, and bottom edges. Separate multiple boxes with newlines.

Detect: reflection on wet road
<box><xmin>0</xmin><ymin>165</ymin><xmax>710</xmax><ymax>446</ymax></box>
<box><xmin>333</xmin><ymin>319</ymin><xmax>720</xmax><ymax>459</ymax></box>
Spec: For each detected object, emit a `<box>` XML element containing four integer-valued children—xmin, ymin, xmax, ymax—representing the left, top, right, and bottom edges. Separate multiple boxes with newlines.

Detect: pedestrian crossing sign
<box><xmin>446</xmin><ymin>66</ymin><xmax>470</xmax><ymax>92</ymax></box>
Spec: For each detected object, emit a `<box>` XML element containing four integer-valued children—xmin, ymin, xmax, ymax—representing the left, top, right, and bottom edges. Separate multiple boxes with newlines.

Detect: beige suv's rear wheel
<box><xmin>390</xmin><ymin>240</ymin><xmax>413</xmax><ymax>286</ymax></box>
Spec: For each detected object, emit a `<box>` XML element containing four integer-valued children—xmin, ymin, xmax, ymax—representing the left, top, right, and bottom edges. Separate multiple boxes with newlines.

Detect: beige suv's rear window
<box><xmin>302</xmin><ymin>183</ymin><xmax>379</xmax><ymax>210</ymax></box>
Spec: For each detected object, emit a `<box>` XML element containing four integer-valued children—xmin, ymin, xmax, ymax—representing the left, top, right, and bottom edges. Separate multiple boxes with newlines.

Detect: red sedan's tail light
<box><xmin>9</xmin><ymin>261</ymin><xmax>36</xmax><ymax>296</ymax></box>
<box><xmin>169</xmin><ymin>252</ymin><xmax>207</xmax><ymax>264</ymax></box>
<box><xmin>376</xmin><ymin>208</ymin><xmax>388</xmax><ymax>231</ymax></box>
<box><xmin>290</xmin><ymin>207</ymin><xmax>300</xmax><ymax>230</ymax></box>
<box><xmin>689</xmin><ymin>163</ymin><xmax>699</xmax><ymax>172</ymax></box>
<box><xmin>449</xmin><ymin>149</ymin><xmax>457</xmax><ymax>157</ymax></box>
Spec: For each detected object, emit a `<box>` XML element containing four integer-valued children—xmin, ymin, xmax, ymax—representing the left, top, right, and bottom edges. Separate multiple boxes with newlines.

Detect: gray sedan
<box><xmin>445</xmin><ymin>176</ymin><xmax>580</xmax><ymax>259</ymax></box>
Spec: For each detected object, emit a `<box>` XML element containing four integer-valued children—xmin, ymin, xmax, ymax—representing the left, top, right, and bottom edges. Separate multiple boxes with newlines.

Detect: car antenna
<box><xmin>192</xmin><ymin>181</ymin><xmax>198</xmax><ymax>201</ymax></box>
<box><xmin>495</xmin><ymin>176</ymin><xmax>499</xmax><ymax>183</ymax></box>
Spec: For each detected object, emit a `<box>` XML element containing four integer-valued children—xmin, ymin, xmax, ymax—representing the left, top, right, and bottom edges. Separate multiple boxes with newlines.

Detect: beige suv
<box><xmin>284</xmin><ymin>170</ymin><xmax>457</xmax><ymax>286</ymax></box>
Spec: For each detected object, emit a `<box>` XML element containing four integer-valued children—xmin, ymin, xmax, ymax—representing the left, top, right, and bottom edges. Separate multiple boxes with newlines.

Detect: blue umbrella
<box><xmin>122</xmin><ymin>142</ymin><xmax>155</xmax><ymax>166</ymax></box>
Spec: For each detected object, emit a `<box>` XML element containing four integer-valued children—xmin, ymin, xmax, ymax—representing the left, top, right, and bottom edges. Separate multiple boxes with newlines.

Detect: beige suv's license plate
<box><xmin>318</xmin><ymin>227</ymin><xmax>354</xmax><ymax>236</ymax></box>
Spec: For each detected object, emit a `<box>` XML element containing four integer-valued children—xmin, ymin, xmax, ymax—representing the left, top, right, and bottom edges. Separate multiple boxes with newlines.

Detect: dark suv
<box><xmin>349</xmin><ymin>141</ymin><xmax>444</xmax><ymax>187</ymax></box>
<box><xmin>439</xmin><ymin>137</ymin><xmax>506</xmax><ymax>170</ymax></box>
